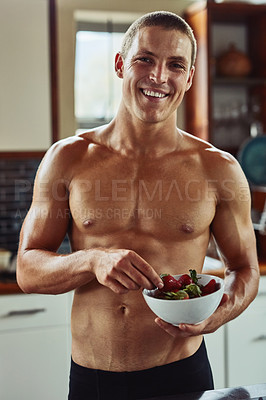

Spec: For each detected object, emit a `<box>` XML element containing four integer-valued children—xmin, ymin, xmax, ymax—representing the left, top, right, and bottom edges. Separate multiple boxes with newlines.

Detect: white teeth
<box><xmin>143</xmin><ymin>89</ymin><xmax>166</xmax><ymax>98</ymax></box>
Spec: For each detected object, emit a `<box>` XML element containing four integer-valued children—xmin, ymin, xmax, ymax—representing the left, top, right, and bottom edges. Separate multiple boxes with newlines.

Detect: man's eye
<box><xmin>139</xmin><ymin>57</ymin><xmax>151</xmax><ymax>63</ymax></box>
<box><xmin>172</xmin><ymin>63</ymin><xmax>186</xmax><ymax>70</ymax></box>
<box><xmin>172</xmin><ymin>63</ymin><xmax>182</xmax><ymax>68</ymax></box>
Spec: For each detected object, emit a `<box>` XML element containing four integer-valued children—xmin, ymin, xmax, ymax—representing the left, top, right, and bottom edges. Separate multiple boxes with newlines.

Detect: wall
<box><xmin>0</xmin><ymin>0</ymin><xmax>51</xmax><ymax>151</ymax></box>
<box><xmin>56</xmin><ymin>0</ymin><xmax>192</xmax><ymax>140</ymax></box>
<box><xmin>0</xmin><ymin>157</ymin><xmax>41</xmax><ymax>254</ymax></box>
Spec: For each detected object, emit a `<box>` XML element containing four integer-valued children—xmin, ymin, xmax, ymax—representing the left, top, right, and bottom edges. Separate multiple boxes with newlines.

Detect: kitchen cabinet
<box><xmin>0</xmin><ymin>0</ymin><xmax>52</xmax><ymax>151</ymax></box>
<box><xmin>184</xmin><ymin>1</ymin><xmax>266</xmax><ymax>156</ymax></box>
<box><xmin>0</xmin><ymin>292</ymin><xmax>72</xmax><ymax>400</ymax></box>
<box><xmin>2</xmin><ymin>278</ymin><xmax>266</xmax><ymax>396</ymax></box>
<box><xmin>204</xmin><ymin>326</ymin><xmax>226</xmax><ymax>389</ymax></box>
<box><xmin>226</xmin><ymin>275</ymin><xmax>266</xmax><ymax>388</ymax></box>
<box><xmin>205</xmin><ymin>276</ymin><xmax>266</xmax><ymax>389</ymax></box>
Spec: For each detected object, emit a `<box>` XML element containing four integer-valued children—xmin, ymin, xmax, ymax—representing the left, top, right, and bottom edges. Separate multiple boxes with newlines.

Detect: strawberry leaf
<box><xmin>189</xmin><ymin>269</ymin><xmax>199</xmax><ymax>284</ymax></box>
<box><xmin>184</xmin><ymin>283</ymin><xmax>202</xmax><ymax>298</ymax></box>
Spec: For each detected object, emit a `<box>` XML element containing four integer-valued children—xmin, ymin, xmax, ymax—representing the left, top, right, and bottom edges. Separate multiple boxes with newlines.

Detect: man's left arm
<box><xmin>156</xmin><ymin>155</ymin><xmax>260</xmax><ymax>337</ymax></box>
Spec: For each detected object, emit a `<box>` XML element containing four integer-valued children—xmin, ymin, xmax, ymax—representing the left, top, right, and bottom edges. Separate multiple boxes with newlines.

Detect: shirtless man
<box><xmin>17</xmin><ymin>11</ymin><xmax>259</xmax><ymax>400</ymax></box>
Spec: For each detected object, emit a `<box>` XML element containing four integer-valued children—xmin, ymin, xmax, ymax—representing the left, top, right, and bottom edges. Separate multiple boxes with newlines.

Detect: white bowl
<box><xmin>142</xmin><ymin>274</ymin><xmax>224</xmax><ymax>326</ymax></box>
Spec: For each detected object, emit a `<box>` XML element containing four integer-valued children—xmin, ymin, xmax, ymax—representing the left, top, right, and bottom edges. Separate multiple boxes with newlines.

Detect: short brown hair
<box><xmin>120</xmin><ymin>11</ymin><xmax>197</xmax><ymax>67</ymax></box>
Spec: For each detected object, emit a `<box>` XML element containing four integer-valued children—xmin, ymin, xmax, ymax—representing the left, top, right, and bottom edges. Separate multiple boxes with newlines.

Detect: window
<box><xmin>74</xmin><ymin>15</ymin><xmax>138</xmax><ymax>130</ymax></box>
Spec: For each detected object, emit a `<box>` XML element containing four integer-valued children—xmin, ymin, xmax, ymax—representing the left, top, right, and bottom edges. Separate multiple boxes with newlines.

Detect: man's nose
<box><xmin>149</xmin><ymin>63</ymin><xmax>168</xmax><ymax>84</ymax></box>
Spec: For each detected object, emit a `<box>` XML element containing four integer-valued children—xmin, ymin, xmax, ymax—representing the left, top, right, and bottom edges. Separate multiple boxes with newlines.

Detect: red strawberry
<box><xmin>201</xmin><ymin>279</ymin><xmax>217</xmax><ymax>296</ymax></box>
<box><xmin>160</xmin><ymin>274</ymin><xmax>181</xmax><ymax>292</ymax></box>
<box><xmin>176</xmin><ymin>274</ymin><xmax>193</xmax><ymax>288</ymax></box>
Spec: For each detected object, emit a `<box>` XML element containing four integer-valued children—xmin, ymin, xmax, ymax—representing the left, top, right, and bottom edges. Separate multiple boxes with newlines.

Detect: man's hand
<box><xmin>91</xmin><ymin>248</ymin><xmax>163</xmax><ymax>294</ymax></box>
<box><xmin>155</xmin><ymin>293</ymin><xmax>229</xmax><ymax>337</ymax></box>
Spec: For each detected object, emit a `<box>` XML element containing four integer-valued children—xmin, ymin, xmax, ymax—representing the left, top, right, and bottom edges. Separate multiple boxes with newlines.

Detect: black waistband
<box><xmin>69</xmin><ymin>338</ymin><xmax>214</xmax><ymax>399</ymax></box>
<box><xmin>70</xmin><ymin>338</ymin><xmax>206</xmax><ymax>382</ymax></box>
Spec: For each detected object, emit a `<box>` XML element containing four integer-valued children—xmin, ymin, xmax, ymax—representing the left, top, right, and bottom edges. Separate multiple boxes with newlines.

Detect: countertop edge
<box><xmin>1</xmin><ymin>260</ymin><xmax>266</xmax><ymax>295</ymax></box>
<box><xmin>0</xmin><ymin>281</ymin><xmax>23</xmax><ymax>294</ymax></box>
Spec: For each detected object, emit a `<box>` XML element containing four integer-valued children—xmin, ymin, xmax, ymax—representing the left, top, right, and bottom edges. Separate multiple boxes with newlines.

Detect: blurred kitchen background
<box><xmin>0</xmin><ymin>0</ymin><xmax>266</xmax><ymax>399</ymax></box>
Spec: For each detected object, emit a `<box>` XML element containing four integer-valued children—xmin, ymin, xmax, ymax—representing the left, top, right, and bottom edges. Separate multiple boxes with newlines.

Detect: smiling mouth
<box><xmin>141</xmin><ymin>89</ymin><xmax>168</xmax><ymax>98</ymax></box>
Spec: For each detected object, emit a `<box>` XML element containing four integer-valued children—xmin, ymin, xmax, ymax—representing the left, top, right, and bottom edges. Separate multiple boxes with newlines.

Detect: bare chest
<box><xmin>68</xmin><ymin>155</ymin><xmax>217</xmax><ymax>239</ymax></box>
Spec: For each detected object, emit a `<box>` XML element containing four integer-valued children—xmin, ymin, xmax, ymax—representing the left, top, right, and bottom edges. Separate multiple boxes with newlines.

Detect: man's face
<box><xmin>115</xmin><ymin>26</ymin><xmax>195</xmax><ymax>125</ymax></box>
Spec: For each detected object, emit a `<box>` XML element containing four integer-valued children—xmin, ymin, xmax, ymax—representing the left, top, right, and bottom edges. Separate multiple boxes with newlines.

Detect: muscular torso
<box><xmin>66</xmin><ymin>130</ymin><xmax>217</xmax><ymax>371</ymax></box>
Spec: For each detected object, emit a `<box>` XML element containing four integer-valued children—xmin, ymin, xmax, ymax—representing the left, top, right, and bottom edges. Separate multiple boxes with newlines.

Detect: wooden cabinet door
<box><xmin>184</xmin><ymin>5</ymin><xmax>209</xmax><ymax>141</ymax></box>
<box><xmin>227</xmin><ymin>277</ymin><xmax>266</xmax><ymax>387</ymax></box>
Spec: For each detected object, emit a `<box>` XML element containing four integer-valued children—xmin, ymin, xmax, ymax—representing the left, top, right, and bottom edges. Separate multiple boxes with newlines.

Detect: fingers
<box><xmin>111</xmin><ymin>269</ymin><xmax>141</xmax><ymax>291</ymax></box>
<box><xmin>219</xmin><ymin>292</ymin><xmax>229</xmax><ymax>306</ymax></box>
<box><xmin>155</xmin><ymin>294</ymin><xmax>230</xmax><ymax>337</ymax></box>
<box><xmin>99</xmin><ymin>268</ymin><xmax>140</xmax><ymax>294</ymax></box>
<box><xmin>128</xmin><ymin>251</ymin><xmax>163</xmax><ymax>289</ymax></box>
<box><xmin>106</xmin><ymin>278</ymin><xmax>131</xmax><ymax>295</ymax></box>
<box><xmin>94</xmin><ymin>249</ymin><xmax>163</xmax><ymax>293</ymax></box>
<box><xmin>155</xmin><ymin>317</ymin><xmax>209</xmax><ymax>337</ymax></box>
<box><xmin>155</xmin><ymin>318</ymin><xmax>191</xmax><ymax>337</ymax></box>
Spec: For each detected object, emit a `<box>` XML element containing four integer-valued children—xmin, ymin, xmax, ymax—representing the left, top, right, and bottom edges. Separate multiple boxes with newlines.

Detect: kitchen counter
<box><xmin>1</xmin><ymin>259</ymin><xmax>266</xmax><ymax>295</ymax></box>
<box><xmin>0</xmin><ymin>281</ymin><xmax>22</xmax><ymax>294</ymax></box>
<box><xmin>0</xmin><ymin>272</ymin><xmax>22</xmax><ymax>294</ymax></box>
<box><xmin>147</xmin><ymin>383</ymin><xmax>266</xmax><ymax>399</ymax></box>
<box><xmin>202</xmin><ymin>259</ymin><xmax>266</xmax><ymax>279</ymax></box>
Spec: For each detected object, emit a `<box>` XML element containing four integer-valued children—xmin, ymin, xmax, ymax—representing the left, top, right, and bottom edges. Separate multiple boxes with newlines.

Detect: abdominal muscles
<box><xmin>70</xmin><ymin>279</ymin><xmax>201</xmax><ymax>371</ymax></box>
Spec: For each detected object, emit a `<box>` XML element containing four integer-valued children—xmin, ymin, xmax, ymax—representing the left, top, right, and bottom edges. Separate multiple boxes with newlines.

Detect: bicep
<box><xmin>19</xmin><ymin>147</ymin><xmax>70</xmax><ymax>253</ymax></box>
<box><xmin>211</xmin><ymin>175</ymin><xmax>257</xmax><ymax>270</ymax></box>
<box><xmin>19</xmin><ymin>201</ymin><xmax>70</xmax><ymax>253</ymax></box>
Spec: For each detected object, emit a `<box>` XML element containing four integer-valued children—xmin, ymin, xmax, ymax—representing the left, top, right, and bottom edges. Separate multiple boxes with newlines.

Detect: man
<box><xmin>17</xmin><ymin>11</ymin><xmax>259</xmax><ymax>400</ymax></box>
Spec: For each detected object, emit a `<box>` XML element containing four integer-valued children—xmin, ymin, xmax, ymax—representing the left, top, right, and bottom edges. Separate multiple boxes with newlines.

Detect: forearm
<box><xmin>17</xmin><ymin>249</ymin><xmax>96</xmax><ymax>295</ymax></box>
<box><xmin>223</xmin><ymin>262</ymin><xmax>260</xmax><ymax>323</ymax></box>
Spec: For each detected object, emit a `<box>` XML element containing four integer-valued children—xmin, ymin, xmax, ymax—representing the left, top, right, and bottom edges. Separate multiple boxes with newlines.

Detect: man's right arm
<box><xmin>16</xmin><ymin>140</ymin><xmax>96</xmax><ymax>294</ymax></box>
<box><xmin>17</xmin><ymin>139</ymin><xmax>163</xmax><ymax>295</ymax></box>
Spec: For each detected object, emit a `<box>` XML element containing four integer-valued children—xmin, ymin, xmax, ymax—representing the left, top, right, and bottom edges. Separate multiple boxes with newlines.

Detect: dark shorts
<box><xmin>68</xmin><ymin>339</ymin><xmax>213</xmax><ymax>400</ymax></box>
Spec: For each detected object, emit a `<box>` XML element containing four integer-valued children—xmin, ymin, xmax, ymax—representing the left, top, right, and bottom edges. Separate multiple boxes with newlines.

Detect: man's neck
<box><xmin>106</xmin><ymin>111</ymin><xmax>182</xmax><ymax>159</ymax></box>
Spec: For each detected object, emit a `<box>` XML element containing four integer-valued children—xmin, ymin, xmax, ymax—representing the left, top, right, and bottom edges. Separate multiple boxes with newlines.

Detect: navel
<box><xmin>119</xmin><ymin>304</ymin><xmax>128</xmax><ymax>315</ymax></box>
<box><xmin>180</xmin><ymin>223</ymin><xmax>194</xmax><ymax>234</ymax></box>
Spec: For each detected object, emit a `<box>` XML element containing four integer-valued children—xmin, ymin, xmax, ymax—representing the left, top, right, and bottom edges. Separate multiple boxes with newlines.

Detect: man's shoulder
<box><xmin>51</xmin><ymin>133</ymin><xmax>91</xmax><ymax>153</ymax></box>
<box><xmin>37</xmin><ymin>135</ymin><xmax>91</xmax><ymax>179</ymax></box>
<box><xmin>181</xmin><ymin>129</ymin><xmax>236</xmax><ymax>162</ymax></box>
<box><xmin>45</xmin><ymin>129</ymin><xmax>105</xmax><ymax>160</ymax></box>
<box><xmin>181</xmin><ymin>132</ymin><xmax>250</xmax><ymax>203</ymax></box>
<box><xmin>180</xmin><ymin>129</ymin><xmax>244</xmax><ymax>178</ymax></box>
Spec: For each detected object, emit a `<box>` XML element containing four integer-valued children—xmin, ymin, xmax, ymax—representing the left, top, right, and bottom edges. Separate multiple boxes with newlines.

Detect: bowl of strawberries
<box><xmin>142</xmin><ymin>270</ymin><xmax>224</xmax><ymax>325</ymax></box>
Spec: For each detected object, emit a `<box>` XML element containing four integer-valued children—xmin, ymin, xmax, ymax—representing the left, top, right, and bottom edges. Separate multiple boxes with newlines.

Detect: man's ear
<box><xmin>115</xmin><ymin>52</ymin><xmax>124</xmax><ymax>79</ymax></box>
<box><xmin>185</xmin><ymin>66</ymin><xmax>195</xmax><ymax>92</ymax></box>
